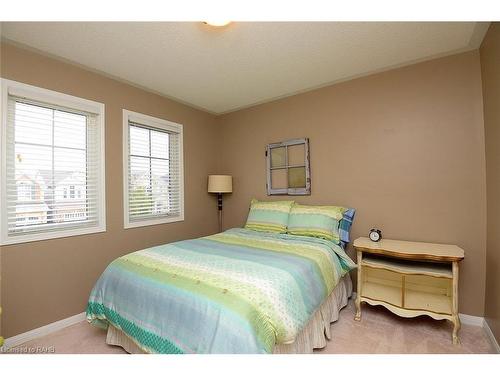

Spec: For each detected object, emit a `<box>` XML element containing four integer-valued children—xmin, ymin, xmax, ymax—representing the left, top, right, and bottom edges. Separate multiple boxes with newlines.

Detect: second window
<box><xmin>123</xmin><ymin>110</ymin><xmax>184</xmax><ymax>228</ymax></box>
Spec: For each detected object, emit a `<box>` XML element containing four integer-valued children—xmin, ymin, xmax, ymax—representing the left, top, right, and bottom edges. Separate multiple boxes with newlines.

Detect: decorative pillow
<box><xmin>244</xmin><ymin>199</ymin><xmax>295</xmax><ymax>233</ymax></box>
<box><xmin>287</xmin><ymin>204</ymin><xmax>347</xmax><ymax>243</ymax></box>
<box><xmin>339</xmin><ymin>208</ymin><xmax>356</xmax><ymax>248</ymax></box>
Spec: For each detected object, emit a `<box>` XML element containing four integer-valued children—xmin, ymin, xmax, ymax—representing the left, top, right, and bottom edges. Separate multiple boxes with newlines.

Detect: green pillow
<box><xmin>287</xmin><ymin>204</ymin><xmax>347</xmax><ymax>243</ymax></box>
<box><xmin>244</xmin><ymin>199</ymin><xmax>294</xmax><ymax>233</ymax></box>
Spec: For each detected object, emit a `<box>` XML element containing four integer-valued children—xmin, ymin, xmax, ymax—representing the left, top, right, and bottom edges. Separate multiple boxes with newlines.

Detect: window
<box><xmin>1</xmin><ymin>79</ymin><xmax>106</xmax><ymax>245</ymax></box>
<box><xmin>266</xmin><ymin>138</ymin><xmax>311</xmax><ymax>195</ymax></box>
<box><xmin>17</xmin><ymin>182</ymin><xmax>35</xmax><ymax>201</ymax></box>
<box><xmin>123</xmin><ymin>110</ymin><xmax>183</xmax><ymax>228</ymax></box>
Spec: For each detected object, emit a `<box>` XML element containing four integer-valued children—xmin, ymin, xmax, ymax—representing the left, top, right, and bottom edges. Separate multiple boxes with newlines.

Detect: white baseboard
<box><xmin>483</xmin><ymin>318</ymin><xmax>500</xmax><ymax>354</ymax></box>
<box><xmin>459</xmin><ymin>313</ymin><xmax>484</xmax><ymax>327</ymax></box>
<box><xmin>2</xmin><ymin>312</ymin><xmax>86</xmax><ymax>350</ymax></box>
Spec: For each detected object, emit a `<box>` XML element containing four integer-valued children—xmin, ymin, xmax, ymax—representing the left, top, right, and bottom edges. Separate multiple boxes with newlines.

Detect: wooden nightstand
<box><xmin>353</xmin><ymin>237</ymin><xmax>465</xmax><ymax>344</ymax></box>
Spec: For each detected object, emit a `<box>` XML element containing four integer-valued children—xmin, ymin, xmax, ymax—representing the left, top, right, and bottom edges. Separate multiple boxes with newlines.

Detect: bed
<box><xmin>86</xmin><ymin>227</ymin><xmax>356</xmax><ymax>354</ymax></box>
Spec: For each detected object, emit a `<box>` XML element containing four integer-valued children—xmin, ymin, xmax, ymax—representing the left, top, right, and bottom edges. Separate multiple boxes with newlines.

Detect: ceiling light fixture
<box><xmin>204</xmin><ymin>20</ymin><xmax>231</xmax><ymax>27</ymax></box>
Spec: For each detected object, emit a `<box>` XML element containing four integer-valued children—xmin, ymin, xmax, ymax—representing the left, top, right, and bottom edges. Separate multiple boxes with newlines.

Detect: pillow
<box><xmin>287</xmin><ymin>204</ymin><xmax>347</xmax><ymax>243</ymax></box>
<box><xmin>339</xmin><ymin>208</ymin><xmax>356</xmax><ymax>248</ymax></box>
<box><xmin>244</xmin><ymin>199</ymin><xmax>295</xmax><ymax>233</ymax></box>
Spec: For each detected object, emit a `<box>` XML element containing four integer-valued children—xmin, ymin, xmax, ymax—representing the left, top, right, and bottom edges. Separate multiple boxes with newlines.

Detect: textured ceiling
<box><xmin>0</xmin><ymin>22</ymin><xmax>490</xmax><ymax>114</ymax></box>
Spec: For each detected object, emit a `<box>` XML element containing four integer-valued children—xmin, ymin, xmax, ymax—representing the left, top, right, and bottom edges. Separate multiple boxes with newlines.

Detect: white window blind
<box><xmin>123</xmin><ymin>110</ymin><xmax>184</xmax><ymax>228</ymax></box>
<box><xmin>1</xmin><ymin>80</ymin><xmax>106</xmax><ymax>244</ymax></box>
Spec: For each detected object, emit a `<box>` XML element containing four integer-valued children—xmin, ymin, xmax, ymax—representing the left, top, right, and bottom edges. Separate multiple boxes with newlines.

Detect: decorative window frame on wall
<box><xmin>266</xmin><ymin>138</ymin><xmax>311</xmax><ymax>196</ymax></box>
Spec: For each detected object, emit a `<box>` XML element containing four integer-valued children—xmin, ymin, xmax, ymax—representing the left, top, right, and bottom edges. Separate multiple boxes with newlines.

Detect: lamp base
<box><xmin>217</xmin><ymin>193</ymin><xmax>223</xmax><ymax>233</ymax></box>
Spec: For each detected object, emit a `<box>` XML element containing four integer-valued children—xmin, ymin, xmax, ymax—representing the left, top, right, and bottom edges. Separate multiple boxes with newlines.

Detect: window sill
<box><xmin>124</xmin><ymin>215</ymin><xmax>184</xmax><ymax>229</ymax></box>
<box><xmin>0</xmin><ymin>224</ymin><xmax>107</xmax><ymax>246</ymax></box>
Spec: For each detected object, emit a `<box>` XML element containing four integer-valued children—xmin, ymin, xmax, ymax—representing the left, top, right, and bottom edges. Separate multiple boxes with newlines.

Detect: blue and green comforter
<box><xmin>86</xmin><ymin>228</ymin><xmax>356</xmax><ymax>353</ymax></box>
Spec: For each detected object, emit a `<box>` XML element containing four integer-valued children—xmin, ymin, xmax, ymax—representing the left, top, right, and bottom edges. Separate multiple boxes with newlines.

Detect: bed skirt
<box><xmin>106</xmin><ymin>274</ymin><xmax>353</xmax><ymax>354</ymax></box>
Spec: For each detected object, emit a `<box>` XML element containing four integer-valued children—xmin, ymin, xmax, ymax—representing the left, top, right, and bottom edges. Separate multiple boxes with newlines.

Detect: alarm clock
<box><xmin>369</xmin><ymin>228</ymin><xmax>382</xmax><ymax>242</ymax></box>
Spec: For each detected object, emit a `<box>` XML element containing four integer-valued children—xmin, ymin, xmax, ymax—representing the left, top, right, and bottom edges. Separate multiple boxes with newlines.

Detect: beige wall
<box><xmin>0</xmin><ymin>42</ymin><xmax>220</xmax><ymax>337</ymax></box>
<box><xmin>218</xmin><ymin>51</ymin><xmax>487</xmax><ymax>316</ymax></box>
<box><xmin>480</xmin><ymin>23</ymin><xmax>500</xmax><ymax>342</ymax></box>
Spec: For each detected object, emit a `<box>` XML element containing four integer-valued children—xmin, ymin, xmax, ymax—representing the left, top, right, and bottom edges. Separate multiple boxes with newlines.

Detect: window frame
<box><xmin>266</xmin><ymin>137</ymin><xmax>311</xmax><ymax>196</ymax></box>
<box><xmin>122</xmin><ymin>109</ymin><xmax>184</xmax><ymax>229</ymax></box>
<box><xmin>0</xmin><ymin>79</ymin><xmax>106</xmax><ymax>245</ymax></box>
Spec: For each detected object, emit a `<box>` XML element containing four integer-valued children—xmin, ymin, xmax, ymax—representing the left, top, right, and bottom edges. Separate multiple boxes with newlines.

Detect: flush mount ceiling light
<box><xmin>203</xmin><ymin>20</ymin><xmax>231</xmax><ymax>27</ymax></box>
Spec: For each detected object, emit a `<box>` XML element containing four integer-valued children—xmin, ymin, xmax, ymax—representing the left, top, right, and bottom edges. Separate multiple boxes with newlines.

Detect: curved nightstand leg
<box><xmin>354</xmin><ymin>250</ymin><xmax>363</xmax><ymax>321</ymax></box>
<box><xmin>354</xmin><ymin>298</ymin><xmax>361</xmax><ymax>321</ymax></box>
<box><xmin>452</xmin><ymin>261</ymin><xmax>460</xmax><ymax>345</ymax></box>
<box><xmin>452</xmin><ymin>316</ymin><xmax>461</xmax><ymax>345</ymax></box>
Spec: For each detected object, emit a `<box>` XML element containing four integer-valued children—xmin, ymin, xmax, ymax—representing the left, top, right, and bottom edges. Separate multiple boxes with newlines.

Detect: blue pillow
<box><xmin>339</xmin><ymin>208</ymin><xmax>355</xmax><ymax>248</ymax></box>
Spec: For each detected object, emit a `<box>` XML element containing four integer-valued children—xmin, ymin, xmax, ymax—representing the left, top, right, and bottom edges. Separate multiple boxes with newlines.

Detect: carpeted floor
<box><xmin>8</xmin><ymin>299</ymin><xmax>497</xmax><ymax>354</ymax></box>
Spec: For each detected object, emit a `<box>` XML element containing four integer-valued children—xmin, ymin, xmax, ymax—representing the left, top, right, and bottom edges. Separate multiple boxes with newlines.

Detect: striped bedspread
<box><xmin>86</xmin><ymin>228</ymin><xmax>356</xmax><ymax>354</ymax></box>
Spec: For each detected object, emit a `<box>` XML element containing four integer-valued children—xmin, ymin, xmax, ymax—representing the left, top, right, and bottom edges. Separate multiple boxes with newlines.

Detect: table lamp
<box><xmin>208</xmin><ymin>175</ymin><xmax>232</xmax><ymax>232</ymax></box>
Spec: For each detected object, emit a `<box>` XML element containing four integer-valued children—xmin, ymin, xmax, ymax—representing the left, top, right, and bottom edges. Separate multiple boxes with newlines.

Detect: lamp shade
<box><xmin>208</xmin><ymin>175</ymin><xmax>232</xmax><ymax>193</ymax></box>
